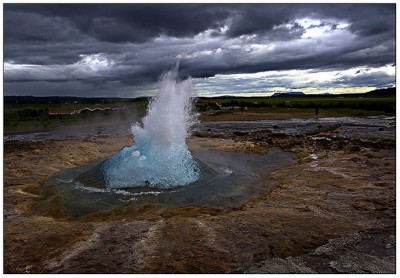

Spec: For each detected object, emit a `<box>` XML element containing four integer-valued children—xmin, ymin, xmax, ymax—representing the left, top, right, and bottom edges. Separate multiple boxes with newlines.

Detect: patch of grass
<box><xmin>198</xmin><ymin>95</ymin><xmax>395</xmax><ymax>115</ymax></box>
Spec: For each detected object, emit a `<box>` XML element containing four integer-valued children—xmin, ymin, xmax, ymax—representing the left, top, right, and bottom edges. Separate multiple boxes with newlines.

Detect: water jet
<box><xmin>103</xmin><ymin>67</ymin><xmax>200</xmax><ymax>188</ymax></box>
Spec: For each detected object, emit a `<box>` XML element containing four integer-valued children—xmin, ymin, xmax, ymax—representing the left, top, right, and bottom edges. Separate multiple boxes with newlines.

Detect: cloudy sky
<box><xmin>4</xmin><ymin>3</ymin><xmax>396</xmax><ymax>97</ymax></box>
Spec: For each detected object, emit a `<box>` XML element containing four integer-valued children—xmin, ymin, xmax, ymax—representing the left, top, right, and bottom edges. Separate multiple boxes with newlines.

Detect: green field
<box><xmin>197</xmin><ymin>94</ymin><xmax>395</xmax><ymax>117</ymax></box>
<box><xmin>3</xmin><ymin>91</ymin><xmax>396</xmax><ymax>134</ymax></box>
<box><xmin>200</xmin><ymin>95</ymin><xmax>395</xmax><ymax>110</ymax></box>
<box><xmin>4</xmin><ymin>99</ymin><xmax>148</xmax><ymax>134</ymax></box>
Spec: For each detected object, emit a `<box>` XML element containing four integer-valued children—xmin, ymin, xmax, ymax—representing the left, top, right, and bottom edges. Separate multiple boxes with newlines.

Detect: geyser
<box><xmin>103</xmin><ymin>67</ymin><xmax>200</xmax><ymax>188</ymax></box>
<box><xmin>39</xmin><ymin>66</ymin><xmax>295</xmax><ymax>218</ymax></box>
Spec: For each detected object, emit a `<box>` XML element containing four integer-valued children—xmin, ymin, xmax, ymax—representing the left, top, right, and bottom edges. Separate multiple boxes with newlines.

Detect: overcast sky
<box><xmin>4</xmin><ymin>3</ymin><xmax>396</xmax><ymax>97</ymax></box>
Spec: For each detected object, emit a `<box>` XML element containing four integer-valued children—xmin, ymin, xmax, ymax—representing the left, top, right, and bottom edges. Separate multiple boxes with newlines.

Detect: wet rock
<box><xmin>233</xmin><ymin>131</ymin><xmax>249</xmax><ymax>136</ymax></box>
<box><xmin>312</xmin><ymin>137</ymin><xmax>333</xmax><ymax>149</ymax></box>
<box><xmin>245</xmin><ymin>257</ymin><xmax>315</xmax><ymax>274</ymax></box>
<box><xmin>83</xmin><ymin>137</ymin><xmax>96</xmax><ymax>142</ymax></box>
<box><xmin>329</xmin><ymin>252</ymin><xmax>395</xmax><ymax>273</ymax></box>
<box><xmin>192</xmin><ymin>131</ymin><xmax>206</xmax><ymax>138</ymax></box>
<box><xmin>314</xmin><ymin>233</ymin><xmax>361</xmax><ymax>256</ymax></box>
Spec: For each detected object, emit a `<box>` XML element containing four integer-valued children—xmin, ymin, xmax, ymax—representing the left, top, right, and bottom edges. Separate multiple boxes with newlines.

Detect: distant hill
<box><xmin>360</xmin><ymin>87</ymin><xmax>395</xmax><ymax>97</ymax></box>
<box><xmin>328</xmin><ymin>87</ymin><xmax>395</xmax><ymax>98</ymax></box>
<box><xmin>271</xmin><ymin>92</ymin><xmax>306</xmax><ymax>97</ymax></box>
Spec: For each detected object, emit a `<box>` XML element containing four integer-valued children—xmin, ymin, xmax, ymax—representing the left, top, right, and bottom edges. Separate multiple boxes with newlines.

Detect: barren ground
<box><xmin>3</xmin><ymin>114</ymin><xmax>396</xmax><ymax>273</ymax></box>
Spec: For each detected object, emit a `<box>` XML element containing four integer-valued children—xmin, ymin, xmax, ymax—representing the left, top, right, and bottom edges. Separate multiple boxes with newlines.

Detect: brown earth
<box><xmin>3</xmin><ymin>116</ymin><xmax>395</xmax><ymax>274</ymax></box>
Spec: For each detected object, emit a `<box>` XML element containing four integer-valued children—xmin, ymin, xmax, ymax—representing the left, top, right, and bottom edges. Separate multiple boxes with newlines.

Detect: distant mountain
<box><xmin>271</xmin><ymin>92</ymin><xmax>306</xmax><ymax>97</ymax></box>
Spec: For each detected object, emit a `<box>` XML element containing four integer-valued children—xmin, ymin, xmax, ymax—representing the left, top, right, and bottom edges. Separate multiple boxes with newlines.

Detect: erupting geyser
<box><xmin>41</xmin><ymin>67</ymin><xmax>294</xmax><ymax>218</ymax></box>
<box><xmin>103</xmin><ymin>67</ymin><xmax>200</xmax><ymax>188</ymax></box>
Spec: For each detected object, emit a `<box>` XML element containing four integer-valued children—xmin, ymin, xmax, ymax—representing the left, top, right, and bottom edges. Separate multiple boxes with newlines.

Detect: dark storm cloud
<box><xmin>4</xmin><ymin>3</ymin><xmax>396</xmax><ymax>96</ymax></box>
<box><xmin>5</xmin><ymin>4</ymin><xmax>229</xmax><ymax>43</ymax></box>
<box><xmin>313</xmin><ymin>4</ymin><xmax>395</xmax><ymax>37</ymax></box>
<box><xmin>224</xmin><ymin>4</ymin><xmax>302</xmax><ymax>37</ymax></box>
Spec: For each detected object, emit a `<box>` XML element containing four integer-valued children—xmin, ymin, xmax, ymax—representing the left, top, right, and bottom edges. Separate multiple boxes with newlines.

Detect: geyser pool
<box><xmin>41</xmin><ymin>145</ymin><xmax>294</xmax><ymax>218</ymax></box>
<box><xmin>103</xmin><ymin>68</ymin><xmax>200</xmax><ymax>188</ymax></box>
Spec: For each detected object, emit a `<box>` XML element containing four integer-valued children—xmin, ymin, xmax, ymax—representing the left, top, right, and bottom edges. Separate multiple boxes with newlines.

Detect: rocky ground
<box><xmin>3</xmin><ymin>115</ymin><xmax>396</xmax><ymax>273</ymax></box>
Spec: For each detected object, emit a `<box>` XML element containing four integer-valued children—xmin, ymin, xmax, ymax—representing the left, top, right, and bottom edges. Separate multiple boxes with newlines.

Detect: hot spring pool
<box><xmin>39</xmin><ymin>146</ymin><xmax>294</xmax><ymax>218</ymax></box>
